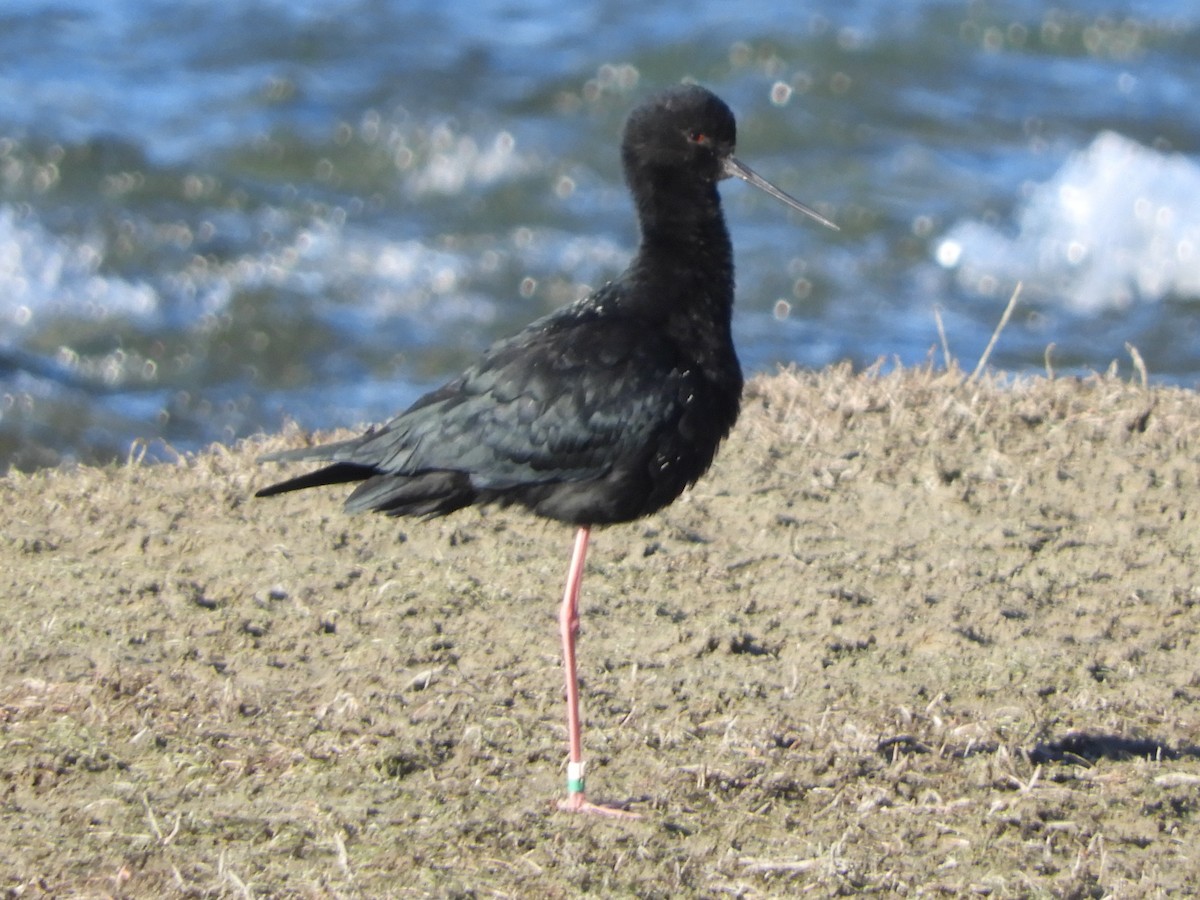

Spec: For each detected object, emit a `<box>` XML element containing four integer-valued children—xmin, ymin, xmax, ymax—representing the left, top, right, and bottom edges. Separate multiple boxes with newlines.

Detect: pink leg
<box><xmin>556</xmin><ymin>526</ymin><xmax>639</xmax><ymax>818</ymax></box>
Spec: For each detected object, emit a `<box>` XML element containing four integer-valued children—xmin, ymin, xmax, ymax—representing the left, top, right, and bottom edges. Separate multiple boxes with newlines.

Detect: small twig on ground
<box><xmin>219</xmin><ymin>851</ymin><xmax>253</xmax><ymax>900</ymax></box>
<box><xmin>933</xmin><ymin>305</ymin><xmax>952</xmax><ymax>370</ymax></box>
<box><xmin>969</xmin><ymin>282</ymin><xmax>1023</xmax><ymax>383</ymax></box>
<box><xmin>739</xmin><ymin>856</ymin><xmax>827</xmax><ymax>875</ymax></box>
<box><xmin>334</xmin><ymin>830</ymin><xmax>352</xmax><ymax>878</ymax></box>
<box><xmin>1126</xmin><ymin>343</ymin><xmax>1149</xmax><ymax>388</ymax></box>
<box><xmin>143</xmin><ymin>794</ymin><xmax>163</xmax><ymax>843</ymax></box>
<box><xmin>142</xmin><ymin>794</ymin><xmax>181</xmax><ymax>846</ymax></box>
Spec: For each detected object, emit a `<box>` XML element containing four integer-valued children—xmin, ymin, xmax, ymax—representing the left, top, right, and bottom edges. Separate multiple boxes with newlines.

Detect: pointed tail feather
<box><xmin>255</xmin><ymin>432</ymin><xmax>476</xmax><ymax>517</ymax></box>
<box><xmin>255</xmin><ymin>462</ymin><xmax>377</xmax><ymax>498</ymax></box>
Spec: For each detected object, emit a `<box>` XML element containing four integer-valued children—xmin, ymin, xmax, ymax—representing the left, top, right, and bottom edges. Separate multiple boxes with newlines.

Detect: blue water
<box><xmin>2</xmin><ymin>0</ymin><xmax>1199</xmax><ymax>470</ymax></box>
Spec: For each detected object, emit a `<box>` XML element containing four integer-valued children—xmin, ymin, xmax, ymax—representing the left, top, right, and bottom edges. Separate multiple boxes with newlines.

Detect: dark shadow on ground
<box><xmin>877</xmin><ymin>731</ymin><xmax>1200</xmax><ymax>765</ymax></box>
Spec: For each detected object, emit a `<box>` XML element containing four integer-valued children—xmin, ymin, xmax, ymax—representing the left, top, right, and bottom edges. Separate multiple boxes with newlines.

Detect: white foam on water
<box><xmin>0</xmin><ymin>198</ymin><xmax>630</xmax><ymax>361</ymax></box>
<box><xmin>403</xmin><ymin>128</ymin><xmax>535</xmax><ymax>197</ymax></box>
<box><xmin>935</xmin><ymin>132</ymin><xmax>1200</xmax><ymax>312</ymax></box>
<box><xmin>0</xmin><ymin>206</ymin><xmax>158</xmax><ymax>329</ymax></box>
<box><xmin>303</xmin><ymin>227</ymin><xmax>500</xmax><ymax>332</ymax></box>
<box><xmin>193</xmin><ymin>214</ymin><xmax>628</xmax><ymax>341</ymax></box>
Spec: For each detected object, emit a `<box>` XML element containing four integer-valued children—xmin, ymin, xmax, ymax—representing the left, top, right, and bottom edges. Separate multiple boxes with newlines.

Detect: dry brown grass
<box><xmin>3</xmin><ymin>364</ymin><xmax>1200</xmax><ymax>897</ymax></box>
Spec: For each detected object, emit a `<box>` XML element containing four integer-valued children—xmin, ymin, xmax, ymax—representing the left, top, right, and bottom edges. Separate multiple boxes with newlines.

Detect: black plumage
<box><xmin>257</xmin><ymin>84</ymin><xmax>836</xmax><ymax>815</ymax></box>
<box><xmin>257</xmin><ymin>282</ymin><xmax>740</xmax><ymax>524</ymax></box>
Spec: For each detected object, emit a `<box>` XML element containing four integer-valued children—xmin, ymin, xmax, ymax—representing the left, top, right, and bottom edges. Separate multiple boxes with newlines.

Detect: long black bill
<box><xmin>723</xmin><ymin>156</ymin><xmax>839</xmax><ymax>231</ymax></box>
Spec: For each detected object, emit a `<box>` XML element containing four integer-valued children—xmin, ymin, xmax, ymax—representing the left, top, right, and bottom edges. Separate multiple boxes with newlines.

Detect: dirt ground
<box><xmin>3</xmin><ymin>364</ymin><xmax>1200</xmax><ymax>898</ymax></box>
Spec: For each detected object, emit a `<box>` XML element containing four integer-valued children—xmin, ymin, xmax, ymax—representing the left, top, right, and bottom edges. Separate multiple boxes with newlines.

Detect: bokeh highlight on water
<box><xmin>1</xmin><ymin>1</ymin><xmax>1198</xmax><ymax>471</ymax></box>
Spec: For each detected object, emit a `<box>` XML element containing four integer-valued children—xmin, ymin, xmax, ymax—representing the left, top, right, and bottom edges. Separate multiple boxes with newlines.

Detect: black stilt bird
<box><xmin>257</xmin><ymin>84</ymin><xmax>837</xmax><ymax>816</ymax></box>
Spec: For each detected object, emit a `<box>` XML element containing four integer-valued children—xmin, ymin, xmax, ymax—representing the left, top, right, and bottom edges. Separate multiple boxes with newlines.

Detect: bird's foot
<box><xmin>557</xmin><ymin>791</ymin><xmax>642</xmax><ymax>819</ymax></box>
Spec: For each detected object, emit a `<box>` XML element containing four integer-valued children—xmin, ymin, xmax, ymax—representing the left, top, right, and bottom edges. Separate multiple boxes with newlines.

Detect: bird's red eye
<box><xmin>688</xmin><ymin>130</ymin><xmax>707</xmax><ymax>144</ymax></box>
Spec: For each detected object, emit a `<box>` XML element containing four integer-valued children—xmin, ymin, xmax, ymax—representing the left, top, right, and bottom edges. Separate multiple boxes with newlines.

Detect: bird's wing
<box><xmin>333</xmin><ymin>305</ymin><xmax>694</xmax><ymax>490</ymax></box>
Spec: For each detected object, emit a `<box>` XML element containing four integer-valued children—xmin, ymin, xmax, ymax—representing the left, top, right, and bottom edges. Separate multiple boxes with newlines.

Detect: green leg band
<box><xmin>567</xmin><ymin>761</ymin><xmax>586</xmax><ymax>795</ymax></box>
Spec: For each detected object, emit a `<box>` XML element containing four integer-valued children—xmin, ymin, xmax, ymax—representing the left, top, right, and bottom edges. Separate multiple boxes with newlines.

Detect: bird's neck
<box><xmin>632</xmin><ymin>172</ymin><xmax>729</xmax><ymax>240</ymax></box>
<box><xmin>631</xmin><ymin>225</ymin><xmax>733</xmax><ymax>303</ymax></box>
<box><xmin>629</xmin><ymin>180</ymin><xmax>734</xmax><ymax>307</ymax></box>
